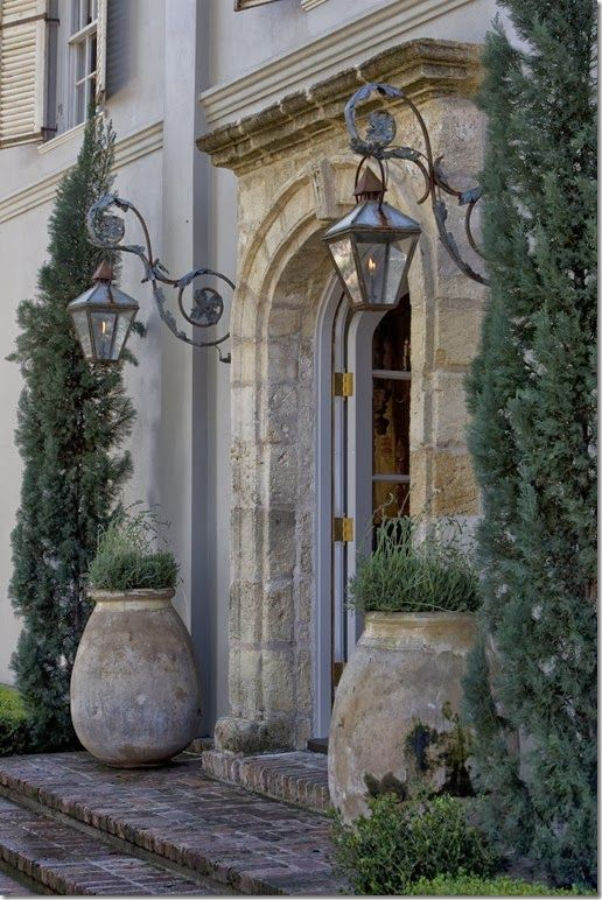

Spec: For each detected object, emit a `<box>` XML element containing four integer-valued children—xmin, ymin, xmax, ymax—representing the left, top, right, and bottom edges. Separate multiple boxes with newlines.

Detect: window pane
<box><xmin>90</xmin><ymin>35</ymin><xmax>97</xmax><ymax>74</ymax></box>
<box><xmin>372</xmin><ymin>377</ymin><xmax>410</xmax><ymax>476</ymax></box>
<box><xmin>75</xmin><ymin>82</ymin><xmax>85</xmax><ymax>124</ymax></box>
<box><xmin>76</xmin><ymin>42</ymin><xmax>85</xmax><ymax>80</ymax></box>
<box><xmin>372</xmin><ymin>299</ymin><xmax>411</xmax><ymax>370</ymax></box>
<box><xmin>372</xmin><ymin>482</ymin><xmax>410</xmax><ymax>524</ymax></box>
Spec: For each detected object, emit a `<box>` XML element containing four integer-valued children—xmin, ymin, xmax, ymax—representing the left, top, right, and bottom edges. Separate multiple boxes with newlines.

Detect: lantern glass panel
<box><xmin>357</xmin><ymin>235</ymin><xmax>414</xmax><ymax>307</ymax></box>
<box><xmin>328</xmin><ymin>237</ymin><xmax>362</xmax><ymax>306</ymax></box>
<box><xmin>112</xmin><ymin>310</ymin><xmax>135</xmax><ymax>360</ymax></box>
<box><xmin>91</xmin><ymin>312</ymin><xmax>117</xmax><ymax>360</ymax></box>
<box><xmin>71</xmin><ymin>310</ymin><xmax>93</xmax><ymax>358</ymax></box>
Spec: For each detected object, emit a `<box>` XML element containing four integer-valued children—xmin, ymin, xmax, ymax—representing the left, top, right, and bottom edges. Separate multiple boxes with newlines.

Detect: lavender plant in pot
<box><xmin>70</xmin><ymin>506</ymin><xmax>201</xmax><ymax>767</ymax></box>
<box><xmin>328</xmin><ymin>515</ymin><xmax>480</xmax><ymax>821</ymax></box>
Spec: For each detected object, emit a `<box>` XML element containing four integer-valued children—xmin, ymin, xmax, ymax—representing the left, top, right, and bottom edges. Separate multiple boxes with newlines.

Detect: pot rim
<box><xmin>89</xmin><ymin>587</ymin><xmax>176</xmax><ymax>603</ymax></box>
<box><xmin>365</xmin><ymin>610</ymin><xmax>476</xmax><ymax>622</ymax></box>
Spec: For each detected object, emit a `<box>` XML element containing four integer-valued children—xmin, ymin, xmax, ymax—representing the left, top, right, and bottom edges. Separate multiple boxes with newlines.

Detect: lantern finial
<box><xmin>92</xmin><ymin>260</ymin><xmax>114</xmax><ymax>283</ymax></box>
<box><xmin>353</xmin><ymin>168</ymin><xmax>386</xmax><ymax>203</ymax></box>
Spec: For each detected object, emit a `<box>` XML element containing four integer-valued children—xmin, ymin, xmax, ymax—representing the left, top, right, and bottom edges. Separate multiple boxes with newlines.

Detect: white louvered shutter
<box><xmin>95</xmin><ymin>0</ymin><xmax>107</xmax><ymax>101</ymax></box>
<box><xmin>0</xmin><ymin>0</ymin><xmax>48</xmax><ymax>147</ymax></box>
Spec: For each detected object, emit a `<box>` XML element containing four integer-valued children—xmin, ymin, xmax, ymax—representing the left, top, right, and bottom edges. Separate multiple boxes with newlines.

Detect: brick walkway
<box><xmin>0</xmin><ymin>867</ymin><xmax>35</xmax><ymax>896</ymax></box>
<box><xmin>0</xmin><ymin>796</ymin><xmax>225</xmax><ymax>895</ymax></box>
<box><xmin>0</xmin><ymin>752</ymin><xmax>347</xmax><ymax>895</ymax></box>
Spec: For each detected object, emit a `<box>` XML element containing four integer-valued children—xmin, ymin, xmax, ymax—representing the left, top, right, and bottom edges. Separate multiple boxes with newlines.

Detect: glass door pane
<box><xmin>371</xmin><ymin>297</ymin><xmax>411</xmax><ymax>528</ymax></box>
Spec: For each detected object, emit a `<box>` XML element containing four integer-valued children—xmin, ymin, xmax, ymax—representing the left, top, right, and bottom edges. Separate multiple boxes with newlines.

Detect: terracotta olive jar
<box><xmin>70</xmin><ymin>588</ymin><xmax>201</xmax><ymax>767</ymax></box>
<box><xmin>328</xmin><ymin>610</ymin><xmax>476</xmax><ymax>822</ymax></box>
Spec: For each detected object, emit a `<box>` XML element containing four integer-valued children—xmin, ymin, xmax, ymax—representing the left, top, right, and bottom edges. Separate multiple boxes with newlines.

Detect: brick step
<box><xmin>201</xmin><ymin>750</ymin><xmax>330</xmax><ymax>813</ymax></box>
<box><xmin>0</xmin><ymin>795</ymin><xmax>232</xmax><ymax>896</ymax></box>
<box><xmin>0</xmin><ymin>864</ymin><xmax>38</xmax><ymax>896</ymax></box>
<box><xmin>0</xmin><ymin>752</ymin><xmax>346</xmax><ymax>896</ymax></box>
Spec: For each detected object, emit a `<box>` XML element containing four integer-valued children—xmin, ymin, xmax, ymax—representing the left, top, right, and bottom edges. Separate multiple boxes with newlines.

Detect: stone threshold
<box><xmin>0</xmin><ymin>752</ymin><xmax>345</xmax><ymax>896</ymax></box>
<box><xmin>201</xmin><ymin>750</ymin><xmax>330</xmax><ymax>814</ymax></box>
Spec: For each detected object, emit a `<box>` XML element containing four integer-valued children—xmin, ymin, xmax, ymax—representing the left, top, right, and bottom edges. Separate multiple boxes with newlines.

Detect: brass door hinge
<box><xmin>333</xmin><ymin>371</ymin><xmax>353</xmax><ymax>397</ymax></box>
<box><xmin>333</xmin><ymin>516</ymin><xmax>354</xmax><ymax>542</ymax></box>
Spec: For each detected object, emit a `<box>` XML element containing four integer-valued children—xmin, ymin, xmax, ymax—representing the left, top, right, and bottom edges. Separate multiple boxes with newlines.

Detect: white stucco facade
<box><xmin>0</xmin><ymin>0</ymin><xmax>503</xmax><ymax>742</ymax></box>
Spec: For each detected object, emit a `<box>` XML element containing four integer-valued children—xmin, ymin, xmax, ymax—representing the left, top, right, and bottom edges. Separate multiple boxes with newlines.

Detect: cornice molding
<box><xmin>0</xmin><ymin>120</ymin><xmax>163</xmax><ymax>226</ymax></box>
<box><xmin>199</xmin><ymin>0</ymin><xmax>476</xmax><ymax>129</ymax></box>
<box><xmin>196</xmin><ymin>39</ymin><xmax>482</xmax><ymax>176</ymax></box>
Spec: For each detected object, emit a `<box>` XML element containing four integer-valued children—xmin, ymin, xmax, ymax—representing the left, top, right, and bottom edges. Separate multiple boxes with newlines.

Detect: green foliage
<box><xmin>0</xmin><ymin>685</ymin><xmax>31</xmax><ymax>756</ymax></box>
<box><xmin>464</xmin><ymin>0</ymin><xmax>597</xmax><ymax>887</ymax></box>
<box><xmin>9</xmin><ymin>114</ymin><xmax>136</xmax><ymax>751</ymax></box>
<box><xmin>88</xmin><ymin>505</ymin><xmax>178</xmax><ymax>592</ymax></box>
<box><xmin>348</xmin><ymin>516</ymin><xmax>479</xmax><ymax>613</ymax></box>
<box><xmin>407</xmin><ymin>873</ymin><xmax>595</xmax><ymax>896</ymax></box>
<box><xmin>331</xmin><ymin>794</ymin><xmax>497</xmax><ymax>895</ymax></box>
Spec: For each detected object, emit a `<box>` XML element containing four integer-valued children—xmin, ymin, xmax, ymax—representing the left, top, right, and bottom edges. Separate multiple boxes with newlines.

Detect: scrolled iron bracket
<box><xmin>87</xmin><ymin>193</ymin><xmax>233</xmax><ymax>363</ymax></box>
<box><xmin>345</xmin><ymin>83</ymin><xmax>488</xmax><ymax>286</ymax></box>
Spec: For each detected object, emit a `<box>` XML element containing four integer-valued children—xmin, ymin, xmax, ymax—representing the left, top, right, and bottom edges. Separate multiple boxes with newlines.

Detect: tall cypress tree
<box><xmin>463</xmin><ymin>0</ymin><xmax>597</xmax><ymax>887</ymax></box>
<box><xmin>9</xmin><ymin>114</ymin><xmax>136</xmax><ymax>750</ymax></box>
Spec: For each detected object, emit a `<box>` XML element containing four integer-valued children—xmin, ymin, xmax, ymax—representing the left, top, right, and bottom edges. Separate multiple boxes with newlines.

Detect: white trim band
<box><xmin>200</xmin><ymin>0</ymin><xmax>474</xmax><ymax>128</ymax></box>
<box><xmin>0</xmin><ymin>120</ymin><xmax>163</xmax><ymax>225</ymax></box>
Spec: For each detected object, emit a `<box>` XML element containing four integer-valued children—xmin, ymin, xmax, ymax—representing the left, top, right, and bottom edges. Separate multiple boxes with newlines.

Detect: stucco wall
<box><xmin>0</xmin><ymin>0</ymin><xmax>230</xmax><ymax>722</ymax></box>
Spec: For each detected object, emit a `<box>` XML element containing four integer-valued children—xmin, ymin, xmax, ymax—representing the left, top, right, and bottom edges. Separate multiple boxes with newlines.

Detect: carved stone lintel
<box><xmin>196</xmin><ymin>39</ymin><xmax>483</xmax><ymax>175</ymax></box>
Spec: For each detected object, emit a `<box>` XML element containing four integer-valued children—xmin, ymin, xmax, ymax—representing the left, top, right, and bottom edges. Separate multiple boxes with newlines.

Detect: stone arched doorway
<box><xmin>197</xmin><ymin>38</ymin><xmax>488</xmax><ymax>753</ymax></box>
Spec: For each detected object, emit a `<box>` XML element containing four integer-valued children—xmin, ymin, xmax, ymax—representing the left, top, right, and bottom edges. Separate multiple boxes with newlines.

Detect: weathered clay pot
<box><xmin>70</xmin><ymin>589</ymin><xmax>201</xmax><ymax>767</ymax></box>
<box><xmin>328</xmin><ymin>611</ymin><xmax>476</xmax><ymax>821</ymax></box>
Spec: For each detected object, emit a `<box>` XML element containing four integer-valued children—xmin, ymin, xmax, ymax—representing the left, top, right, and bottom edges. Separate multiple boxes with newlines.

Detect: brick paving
<box><xmin>0</xmin><ymin>795</ymin><xmax>231</xmax><ymax>895</ymax></box>
<box><xmin>0</xmin><ymin>867</ymin><xmax>36</xmax><ymax>896</ymax></box>
<box><xmin>0</xmin><ymin>752</ymin><xmax>347</xmax><ymax>895</ymax></box>
<box><xmin>202</xmin><ymin>750</ymin><xmax>329</xmax><ymax>812</ymax></box>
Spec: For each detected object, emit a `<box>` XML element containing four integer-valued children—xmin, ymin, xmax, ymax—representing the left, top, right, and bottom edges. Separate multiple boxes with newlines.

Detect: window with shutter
<box><xmin>0</xmin><ymin>0</ymin><xmax>107</xmax><ymax>147</ymax></box>
<box><xmin>0</xmin><ymin>0</ymin><xmax>49</xmax><ymax>147</ymax></box>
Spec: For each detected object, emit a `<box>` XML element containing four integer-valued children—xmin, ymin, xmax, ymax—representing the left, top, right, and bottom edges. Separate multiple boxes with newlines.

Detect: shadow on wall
<box><xmin>107</xmin><ymin>0</ymin><xmax>131</xmax><ymax>97</ymax></box>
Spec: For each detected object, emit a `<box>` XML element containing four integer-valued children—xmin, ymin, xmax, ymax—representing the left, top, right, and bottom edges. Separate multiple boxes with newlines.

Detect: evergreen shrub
<box><xmin>331</xmin><ymin>794</ymin><xmax>497</xmax><ymax>895</ymax></box>
<box><xmin>463</xmin><ymin>0</ymin><xmax>597</xmax><ymax>887</ymax></box>
<box><xmin>88</xmin><ymin>506</ymin><xmax>178</xmax><ymax>592</ymax></box>
<box><xmin>407</xmin><ymin>873</ymin><xmax>595</xmax><ymax>896</ymax></box>
<box><xmin>348</xmin><ymin>516</ymin><xmax>479</xmax><ymax>613</ymax></box>
<box><xmin>9</xmin><ymin>114</ymin><xmax>136</xmax><ymax>750</ymax></box>
<box><xmin>0</xmin><ymin>685</ymin><xmax>31</xmax><ymax>756</ymax></box>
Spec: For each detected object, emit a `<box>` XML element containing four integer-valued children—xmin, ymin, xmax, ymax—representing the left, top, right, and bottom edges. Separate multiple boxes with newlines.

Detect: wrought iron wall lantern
<box><xmin>68</xmin><ymin>194</ymin><xmax>234</xmax><ymax>364</ymax></box>
<box><xmin>323</xmin><ymin>82</ymin><xmax>488</xmax><ymax>310</ymax></box>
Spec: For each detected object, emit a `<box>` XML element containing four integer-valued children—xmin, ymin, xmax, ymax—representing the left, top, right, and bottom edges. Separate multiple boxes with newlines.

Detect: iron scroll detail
<box><xmin>87</xmin><ymin>194</ymin><xmax>233</xmax><ymax>363</ymax></box>
<box><xmin>344</xmin><ymin>83</ymin><xmax>488</xmax><ymax>286</ymax></box>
